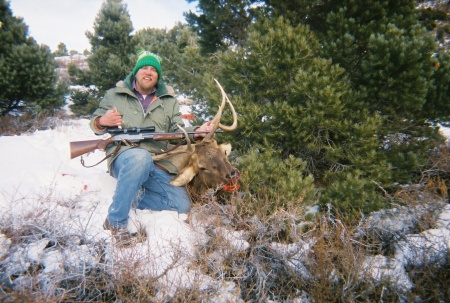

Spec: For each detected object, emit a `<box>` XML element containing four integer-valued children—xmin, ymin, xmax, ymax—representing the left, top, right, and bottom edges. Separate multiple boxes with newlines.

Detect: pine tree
<box><xmin>0</xmin><ymin>0</ymin><xmax>66</xmax><ymax>116</ymax></box>
<box><xmin>85</xmin><ymin>0</ymin><xmax>136</xmax><ymax>93</ymax></box>
<box><xmin>69</xmin><ymin>0</ymin><xmax>136</xmax><ymax>116</ymax></box>
<box><xmin>185</xmin><ymin>0</ymin><xmax>262</xmax><ymax>54</ymax></box>
<box><xmin>133</xmin><ymin>24</ymin><xmax>209</xmax><ymax>98</ymax></box>
<box><xmin>318</xmin><ymin>0</ymin><xmax>445</xmax><ymax>182</ymax></box>
<box><xmin>424</xmin><ymin>51</ymin><xmax>450</xmax><ymax>123</ymax></box>
<box><xmin>180</xmin><ymin>0</ymin><xmax>449</xmax><ymax>218</ymax></box>
<box><xmin>189</xmin><ymin>0</ymin><xmax>449</xmax><ymax>184</ymax></box>
<box><xmin>0</xmin><ymin>0</ymin><xmax>27</xmax><ymax>55</ymax></box>
<box><xmin>205</xmin><ymin>17</ymin><xmax>390</xmax><ymax>214</ymax></box>
<box><xmin>53</xmin><ymin>42</ymin><xmax>68</xmax><ymax>57</ymax></box>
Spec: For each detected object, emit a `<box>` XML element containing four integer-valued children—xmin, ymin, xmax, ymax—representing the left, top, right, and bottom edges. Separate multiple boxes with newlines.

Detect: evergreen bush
<box><xmin>319</xmin><ymin>170</ymin><xmax>387</xmax><ymax>225</ymax></box>
<box><xmin>69</xmin><ymin>88</ymin><xmax>101</xmax><ymax>117</ymax></box>
<box><xmin>236</xmin><ymin>146</ymin><xmax>316</xmax><ymax>217</ymax></box>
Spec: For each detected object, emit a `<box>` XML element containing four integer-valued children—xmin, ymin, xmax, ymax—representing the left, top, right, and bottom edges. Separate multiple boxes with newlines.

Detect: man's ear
<box><xmin>169</xmin><ymin>154</ymin><xmax>199</xmax><ymax>186</ymax></box>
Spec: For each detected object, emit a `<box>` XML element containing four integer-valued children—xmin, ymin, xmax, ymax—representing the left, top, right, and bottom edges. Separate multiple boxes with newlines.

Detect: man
<box><xmin>90</xmin><ymin>50</ymin><xmax>213</xmax><ymax>245</ymax></box>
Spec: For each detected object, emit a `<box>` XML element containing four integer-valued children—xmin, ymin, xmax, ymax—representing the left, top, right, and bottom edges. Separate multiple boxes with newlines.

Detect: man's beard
<box><xmin>137</xmin><ymin>77</ymin><xmax>157</xmax><ymax>92</ymax></box>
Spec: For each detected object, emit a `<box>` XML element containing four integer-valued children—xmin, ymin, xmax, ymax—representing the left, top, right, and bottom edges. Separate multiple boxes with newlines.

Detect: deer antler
<box><xmin>152</xmin><ymin>124</ymin><xmax>194</xmax><ymax>161</ymax></box>
<box><xmin>204</xmin><ymin>79</ymin><xmax>237</xmax><ymax>141</ymax></box>
<box><xmin>177</xmin><ymin>124</ymin><xmax>194</xmax><ymax>153</ymax></box>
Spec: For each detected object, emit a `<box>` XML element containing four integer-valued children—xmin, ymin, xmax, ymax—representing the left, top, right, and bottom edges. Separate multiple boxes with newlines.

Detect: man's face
<box><xmin>135</xmin><ymin>66</ymin><xmax>158</xmax><ymax>93</ymax></box>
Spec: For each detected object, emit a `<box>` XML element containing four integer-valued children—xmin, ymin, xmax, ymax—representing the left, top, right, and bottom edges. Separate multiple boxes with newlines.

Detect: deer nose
<box><xmin>226</xmin><ymin>170</ymin><xmax>240</xmax><ymax>180</ymax></box>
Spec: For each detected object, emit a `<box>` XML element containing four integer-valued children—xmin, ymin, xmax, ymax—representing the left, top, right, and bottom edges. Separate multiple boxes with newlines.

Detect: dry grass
<box><xmin>0</xmin><ymin>110</ymin><xmax>72</xmax><ymax>136</ymax></box>
<box><xmin>1</xmin><ymin>193</ymin><xmax>448</xmax><ymax>302</ymax></box>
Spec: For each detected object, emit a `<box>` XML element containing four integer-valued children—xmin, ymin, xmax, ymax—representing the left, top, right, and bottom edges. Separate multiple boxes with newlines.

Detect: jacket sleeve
<box><xmin>89</xmin><ymin>90</ymin><xmax>115</xmax><ymax>135</ymax></box>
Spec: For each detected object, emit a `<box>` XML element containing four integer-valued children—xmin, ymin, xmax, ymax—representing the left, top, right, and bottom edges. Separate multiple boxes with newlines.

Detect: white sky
<box><xmin>9</xmin><ymin>0</ymin><xmax>198</xmax><ymax>52</ymax></box>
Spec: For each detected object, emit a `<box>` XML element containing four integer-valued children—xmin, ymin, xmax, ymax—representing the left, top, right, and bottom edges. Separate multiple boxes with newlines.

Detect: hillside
<box><xmin>0</xmin><ymin>118</ymin><xmax>449</xmax><ymax>302</ymax></box>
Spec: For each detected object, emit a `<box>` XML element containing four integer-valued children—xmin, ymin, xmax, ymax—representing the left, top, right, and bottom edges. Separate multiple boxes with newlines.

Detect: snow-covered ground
<box><xmin>0</xmin><ymin>119</ymin><xmax>449</xmax><ymax>301</ymax></box>
<box><xmin>0</xmin><ymin>118</ymin><xmax>246</xmax><ymax>301</ymax></box>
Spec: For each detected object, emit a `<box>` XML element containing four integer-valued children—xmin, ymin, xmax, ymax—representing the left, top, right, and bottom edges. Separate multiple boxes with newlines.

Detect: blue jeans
<box><xmin>107</xmin><ymin>148</ymin><xmax>191</xmax><ymax>228</ymax></box>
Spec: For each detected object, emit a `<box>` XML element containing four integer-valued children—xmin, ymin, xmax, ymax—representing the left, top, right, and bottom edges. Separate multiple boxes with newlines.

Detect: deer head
<box><xmin>153</xmin><ymin>79</ymin><xmax>239</xmax><ymax>194</ymax></box>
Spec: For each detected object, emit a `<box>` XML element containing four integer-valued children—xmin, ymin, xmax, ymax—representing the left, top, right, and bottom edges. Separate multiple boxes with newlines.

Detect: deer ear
<box><xmin>170</xmin><ymin>166</ymin><xmax>197</xmax><ymax>186</ymax></box>
<box><xmin>169</xmin><ymin>154</ymin><xmax>199</xmax><ymax>186</ymax></box>
<box><xmin>219</xmin><ymin>143</ymin><xmax>232</xmax><ymax>157</ymax></box>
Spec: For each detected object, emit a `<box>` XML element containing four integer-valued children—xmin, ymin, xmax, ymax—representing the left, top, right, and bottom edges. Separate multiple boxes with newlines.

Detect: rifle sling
<box><xmin>80</xmin><ymin>139</ymin><xmax>138</xmax><ymax>168</ymax></box>
<box><xmin>80</xmin><ymin>138</ymin><xmax>188</xmax><ymax>170</ymax></box>
<box><xmin>154</xmin><ymin>139</ymin><xmax>186</xmax><ymax>155</ymax></box>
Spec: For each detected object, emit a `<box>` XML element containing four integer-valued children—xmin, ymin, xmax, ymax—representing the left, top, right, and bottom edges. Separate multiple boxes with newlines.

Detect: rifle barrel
<box><xmin>106</xmin><ymin>126</ymin><xmax>156</xmax><ymax>134</ymax></box>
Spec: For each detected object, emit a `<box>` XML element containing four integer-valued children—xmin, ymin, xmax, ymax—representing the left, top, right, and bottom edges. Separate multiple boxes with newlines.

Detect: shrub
<box><xmin>0</xmin><ymin>110</ymin><xmax>70</xmax><ymax>135</ymax></box>
<box><xmin>69</xmin><ymin>87</ymin><xmax>100</xmax><ymax>118</ymax></box>
<box><xmin>236</xmin><ymin>146</ymin><xmax>316</xmax><ymax>218</ymax></box>
<box><xmin>319</xmin><ymin>170</ymin><xmax>387</xmax><ymax>225</ymax></box>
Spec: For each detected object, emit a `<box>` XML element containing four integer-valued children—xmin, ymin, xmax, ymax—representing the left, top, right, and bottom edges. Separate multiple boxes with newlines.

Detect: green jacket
<box><xmin>90</xmin><ymin>72</ymin><xmax>196</xmax><ymax>174</ymax></box>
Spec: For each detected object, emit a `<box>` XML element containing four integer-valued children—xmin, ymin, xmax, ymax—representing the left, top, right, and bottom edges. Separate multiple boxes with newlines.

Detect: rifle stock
<box><xmin>69</xmin><ymin>137</ymin><xmax>115</xmax><ymax>159</ymax></box>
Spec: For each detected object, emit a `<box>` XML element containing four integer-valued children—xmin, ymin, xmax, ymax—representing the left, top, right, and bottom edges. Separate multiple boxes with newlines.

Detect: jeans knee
<box><xmin>178</xmin><ymin>200</ymin><xmax>192</xmax><ymax>214</ymax></box>
<box><xmin>120</xmin><ymin>149</ymin><xmax>152</xmax><ymax>170</ymax></box>
<box><xmin>129</xmin><ymin>149</ymin><xmax>152</xmax><ymax>164</ymax></box>
<box><xmin>176</xmin><ymin>190</ymin><xmax>192</xmax><ymax>214</ymax></box>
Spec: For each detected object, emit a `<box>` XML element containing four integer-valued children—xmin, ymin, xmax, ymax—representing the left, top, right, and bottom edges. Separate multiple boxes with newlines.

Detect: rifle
<box><xmin>69</xmin><ymin>127</ymin><xmax>223</xmax><ymax>159</ymax></box>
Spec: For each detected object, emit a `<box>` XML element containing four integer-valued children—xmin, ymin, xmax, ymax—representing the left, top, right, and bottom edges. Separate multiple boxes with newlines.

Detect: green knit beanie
<box><xmin>132</xmin><ymin>50</ymin><xmax>163</xmax><ymax>78</ymax></box>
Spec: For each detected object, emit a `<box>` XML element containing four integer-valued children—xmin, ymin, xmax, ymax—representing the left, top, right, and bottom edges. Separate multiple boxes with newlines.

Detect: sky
<box><xmin>9</xmin><ymin>0</ymin><xmax>198</xmax><ymax>52</ymax></box>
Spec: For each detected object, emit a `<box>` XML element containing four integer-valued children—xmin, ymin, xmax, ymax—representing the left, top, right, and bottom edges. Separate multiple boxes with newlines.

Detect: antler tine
<box><xmin>218</xmin><ymin>85</ymin><xmax>238</xmax><ymax>131</ymax></box>
<box><xmin>177</xmin><ymin>124</ymin><xmax>194</xmax><ymax>153</ymax></box>
<box><xmin>204</xmin><ymin>79</ymin><xmax>238</xmax><ymax>140</ymax></box>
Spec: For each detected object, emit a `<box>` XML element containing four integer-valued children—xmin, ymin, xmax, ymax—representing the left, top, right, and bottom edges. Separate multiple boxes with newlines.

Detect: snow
<box><xmin>0</xmin><ymin>118</ymin><xmax>245</xmax><ymax>300</ymax></box>
<box><xmin>437</xmin><ymin>203</ymin><xmax>450</xmax><ymax>229</ymax></box>
<box><xmin>395</xmin><ymin>228</ymin><xmax>450</xmax><ymax>268</ymax></box>
<box><xmin>361</xmin><ymin>255</ymin><xmax>413</xmax><ymax>292</ymax></box>
<box><xmin>0</xmin><ymin>118</ymin><xmax>449</xmax><ymax>300</ymax></box>
<box><xmin>439</xmin><ymin>123</ymin><xmax>450</xmax><ymax>144</ymax></box>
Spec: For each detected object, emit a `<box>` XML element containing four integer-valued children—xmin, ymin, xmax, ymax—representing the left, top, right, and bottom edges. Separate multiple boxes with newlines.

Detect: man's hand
<box><xmin>99</xmin><ymin>107</ymin><xmax>123</xmax><ymax>128</ymax></box>
<box><xmin>194</xmin><ymin>121</ymin><xmax>216</xmax><ymax>138</ymax></box>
